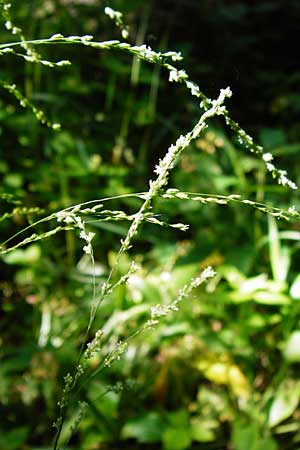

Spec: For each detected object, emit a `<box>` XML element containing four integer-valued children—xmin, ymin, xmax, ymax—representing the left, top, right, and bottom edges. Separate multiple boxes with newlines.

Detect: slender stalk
<box><xmin>52</xmin><ymin>88</ymin><xmax>231</xmax><ymax>449</ymax></box>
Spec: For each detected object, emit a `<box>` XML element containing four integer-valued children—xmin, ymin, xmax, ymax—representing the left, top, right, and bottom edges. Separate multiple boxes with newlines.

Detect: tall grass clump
<box><xmin>1</xmin><ymin>2</ymin><xmax>299</xmax><ymax>449</ymax></box>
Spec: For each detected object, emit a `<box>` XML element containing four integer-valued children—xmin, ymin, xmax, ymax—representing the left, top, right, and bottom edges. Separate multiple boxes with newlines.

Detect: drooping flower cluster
<box><xmin>104</xmin><ymin>6</ymin><xmax>129</xmax><ymax>39</ymax></box>
<box><xmin>149</xmin><ymin>266</ymin><xmax>216</xmax><ymax>329</ymax></box>
<box><xmin>56</xmin><ymin>210</ymin><xmax>95</xmax><ymax>255</ymax></box>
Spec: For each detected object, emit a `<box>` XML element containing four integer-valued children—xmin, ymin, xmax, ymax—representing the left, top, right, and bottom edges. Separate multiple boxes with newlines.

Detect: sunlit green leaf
<box><xmin>253</xmin><ymin>291</ymin><xmax>290</xmax><ymax>305</ymax></box>
<box><xmin>268</xmin><ymin>380</ymin><xmax>300</xmax><ymax>427</ymax></box>
<box><xmin>190</xmin><ymin>418</ymin><xmax>216</xmax><ymax>442</ymax></box>
<box><xmin>2</xmin><ymin>244</ymin><xmax>41</xmax><ymax>265</ymax></box>
<box><xmin>290</xmin><ymin>274</ymin><xmax>300</xmax><ymax>299</ymax></box>
<box><xmin>283</xmin><ymin>331</ymin><xmax>300</xmax><ymax>362</ymax></box>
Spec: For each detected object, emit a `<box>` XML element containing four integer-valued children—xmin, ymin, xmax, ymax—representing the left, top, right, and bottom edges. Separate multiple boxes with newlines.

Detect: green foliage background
<box><xmin>1</xmin><ymin>1</ymin><xmax>300</xmax><ymax>449</ymax></box>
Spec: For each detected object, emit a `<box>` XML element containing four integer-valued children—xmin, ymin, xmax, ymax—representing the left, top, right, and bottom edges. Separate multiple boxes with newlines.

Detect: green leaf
<box><xmin>121</xmin><ymin>412</ymin><xmax>165</xmax><ymax>443</ymax></box>
<box><xmin>162</xmin><ymin>427</ymin><xmax>192</xmax><ymax>450</ymax></box>
<box><xmin>232</xmin><ymin>421</ymin><xmax>259</xmax><ymax>450</ymax></box>
<box><xmin>0</xmin><ymin>427</ymin><xmax>29</xmax><ymax>449</ymax></box>
<box><xmin>290</xmin><ymin>274</ymin><xmax>300</xmax><ymax>299</ymax></box>
<box><xmin>190</xmin><ymin>418</ymin><xmax>216</xmax><ymax>442</ymax></box>
<box><xmin>2</xmin><ymin>244</ymin><xmax>41</xmax><ymax>265</ymax></box>
<box><xmin>255</xmin><ymin>436</ymin><xmax>278</xmax><ymax>450</ymax></box>
<box><xmin>268</xmin><ymin>380</ymin><xmax>300</xmax><ymax>427</ymax></box>
<box><xmin>253</xmin><ymin>291</ymin><xmax>290</xmax><ymax>305</ymax></box>
<box><xmin>268</xmin><ymin>216</ymin><xmax>290</xmax><ymax>283</ymax></box>
<box><xmin>92</xmin><ymin>389</ymin><xmax>119</xmax><ymax>418</ymax></box>
<box><xmin>283</xmin><ymin>331</ymin><xmax>300</xmax><ymax>362</ymax></box>
<box><xmin>4</xmin><ymin>173</ymin><xmax>23</xmax><ymax>188</ymax></box>
<box><xmin>232</xmin><ymin>420</ymin><xmax>278</xmax><ymax>450</ymax></box>
<box><xmin>221</xmin><ymin>265</ymin><xmax>246</xmax><ymax>289</ymax></box>
<box><xmin>159</xmin><ymin>322</ymin><xmax>190</xmax><ymax>338</ymax></box>
<box><xmin>167</xmin><ymin>410</ymin><xmax>189</xmax><ymax>428</ymax></box>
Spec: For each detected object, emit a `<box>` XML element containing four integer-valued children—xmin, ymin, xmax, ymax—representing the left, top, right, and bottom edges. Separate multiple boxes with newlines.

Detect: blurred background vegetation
<box><xmin>1</xmin><ymin>0</ymin><xmax>300</xmax><ymax>449</ymax></box>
